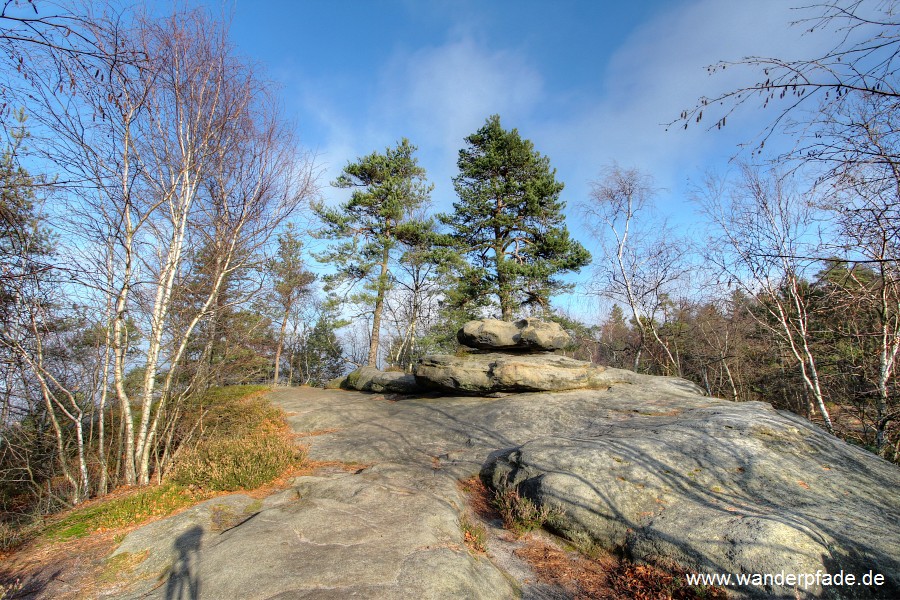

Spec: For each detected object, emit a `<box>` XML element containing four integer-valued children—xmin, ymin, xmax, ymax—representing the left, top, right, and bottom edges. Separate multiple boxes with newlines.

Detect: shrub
<box><xmin>0</xmin><ymin>521</ymin><xmax>27</xmax><ymax>551</ymax></box>
<box><xmin>172</xmin><ymin>386</ymin><xmax>305</xmax><ymax>492</ymax></box>
<box><xmin>460</xmin><ymin>515</ymin><xmax>487</xmax><ymax>552</ymax></box>
<box><xmin>172</xmin><ymin>430</ymin><xmax>303</xmax><ymax>492</ymax></box>
<box><xmin>491</xmin><ymin>482</ymin><xmax>558</xmax><ymax>536</ymax></box>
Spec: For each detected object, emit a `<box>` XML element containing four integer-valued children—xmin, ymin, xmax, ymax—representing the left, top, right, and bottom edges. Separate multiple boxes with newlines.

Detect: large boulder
<box><xmin>414</xmin><ymin>352</ymin><xmax>646</xmax><ymax>394</ymax></box>
<box><xmin>458</xmin><ymin>318</ymin><xmax>571</xmax><ymax>352</ymax></box>
<box><xmin>342</xmin><ymin>366</ymin><xmax>422</xmax><ymax>394</ymax></box>
<box><xmin>369</xmin><ymin>371</ymin><xmax>421</xmax><ymax>394</ymax></box>
<box><xmin>484</xmin><ymin>397</ymin><xmax>900</xmax><ymax>599</ymax></box>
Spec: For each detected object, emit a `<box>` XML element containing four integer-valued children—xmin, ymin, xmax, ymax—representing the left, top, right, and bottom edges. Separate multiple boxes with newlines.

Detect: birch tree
<box><xmin>10</xmin><ymin>5</ymin><xmax>316</xmax><ymax>486</ymax></box>
<box><xmin>581</xmin><ymin>164</ymin><xmax>686</xmax><ymax>375</ymax></box>
<box><xmin>698</xmin><ymin>166</ymin><xmax>835</xmax><ymax>433</ymax></box>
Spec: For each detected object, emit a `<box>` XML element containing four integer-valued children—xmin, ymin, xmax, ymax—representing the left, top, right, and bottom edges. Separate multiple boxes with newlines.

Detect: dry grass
<box><xmin>515</xmin><ymin>537</ymin><xmax>726</xmax><ymax>599</ymax></box>
<box><xmin>458</xmin><ymin>476</ymin><xmax>498</xmax><ymax>521</ymax></box>
<box><xmin>172</xmin><ymin>388</ymin><xmax>305</xmax><ymax>492</ymax></box>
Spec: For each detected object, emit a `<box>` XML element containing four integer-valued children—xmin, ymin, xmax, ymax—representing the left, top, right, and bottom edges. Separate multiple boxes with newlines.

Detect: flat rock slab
<box><xmin>414</xmin><ymin>353</ymin><xmax>649</xmax><ymax>394</ymax></box>
<box><xmin>110</xmin><ymin>458</ymin><xmax>514</xmax><ymax>599</ymax></box>
<box><xmin>107</xmin><ymin>379</ymin><xmax>900</xmax><ymax>600</ymax></box>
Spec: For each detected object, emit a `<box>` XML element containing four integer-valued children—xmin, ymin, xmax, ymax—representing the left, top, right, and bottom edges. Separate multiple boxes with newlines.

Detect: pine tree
<box><xmin>268</xmin><ymin>225</ymin><xmax>315</xmax><ymax>385</ymax></box>
<box><xmin>313</xmin><ymin>138</ymin><xmax>433</xmax><ymax>367</ymax></box>
<box><xmin>441</xmin><ymin>115</ymin><xmax>590</xmax><ymax>320</ymax></box>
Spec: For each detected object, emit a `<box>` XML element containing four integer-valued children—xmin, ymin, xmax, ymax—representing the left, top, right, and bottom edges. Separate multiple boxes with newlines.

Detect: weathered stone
<box><xmin>458</xmin><ymin>318</ymin><xmax>570</xmax><ymax>351</ymax></box>
<box><xmin>483</xmin><ymin>398</ymin><xmax>900</xmax><ymax>599</ymax></box>
<box><xmin>102</xmin><ymin>376</ymin><xmax>900</xmax><ymax>600</ymax></box>
<box><xmin>323</xmin><ymin>375</ymin><xmax>346</xmax><ymax>389</ymax></box>
<box><xmin>414</xmin><ymin>352</ymin><xmax>641</xmax><ymax>394</ymax></box>
<box><xmin>111</xmin><ymin>464</ymin><xmax>516</xmax><ymax>600</ymax></box>
<box><xmin>341</xmin><ymin>366</ymin><xmax>423</xmax><ymax>394</ymax></box>
<box><xmin>369</xmin><ymin>371</ymin><xmax>421</xmax><ymax>394</ymax></box>
<box><xmin>280</xmin><ymin>382</ymin><xmax>900</xmax><ymax>598</ymax></box>
<box><xmin>342</xmin><ymin>366</ymin><xmax>381</xmax><ymax>391</ymax></box>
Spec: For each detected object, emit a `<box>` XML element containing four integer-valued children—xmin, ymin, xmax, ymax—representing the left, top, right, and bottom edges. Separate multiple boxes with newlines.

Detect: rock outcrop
<box><xmin>457</xmin><ymin>317</ymin><xmax>571</xmax><ymax>351</ymax></box>
<box><xmin>413</xmin><ymin>318</ymin><xmax>647</xmax><ymax>395</ymax></box>
<box><xmin>107</xmin><ymin>377</ymin><xmax>900</xmax><ymax>600</ymax></box>
<box><xmin>481</xmin><ymin>394</ymin><xmax>900</xmax><ymax>598</ymax></box>
<box><xmin>415</xmin><ymin>352</ymin><xmax>643</xmax><ymax>394</ymax></box>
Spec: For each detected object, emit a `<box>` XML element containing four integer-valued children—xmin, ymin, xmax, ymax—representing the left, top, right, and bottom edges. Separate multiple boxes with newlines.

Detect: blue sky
<box><xmin>210</xmin><ymin>0</ymin><xmax>836</xmax><ymax>318</ymax></box>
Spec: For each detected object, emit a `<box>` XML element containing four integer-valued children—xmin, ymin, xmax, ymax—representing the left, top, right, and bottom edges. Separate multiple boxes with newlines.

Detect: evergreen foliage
<box><xmin>295</xmin><ymin>306</ymin><xmax>346</xmax><ymax>386</ymax></box>
<box><xmin>268</xmin><ymin>225</ymin><xmax>316</xmax><ymax>385</ymax></box>
<box><xmin>441</xmin><ymin>115</ymin><xmax>590</xmax><ymax>319</ymax></box>
<box><xmin>313</xmin><ymin>138</ymin><xmax>433</xmax><ymax>366</ymax></box>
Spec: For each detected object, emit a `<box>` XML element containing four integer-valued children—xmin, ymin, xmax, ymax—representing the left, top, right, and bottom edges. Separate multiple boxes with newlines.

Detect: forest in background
<box><xmin>1</xmin><ymin>0</ymin><xmax>898</xmax><ymax>529</ymax></box>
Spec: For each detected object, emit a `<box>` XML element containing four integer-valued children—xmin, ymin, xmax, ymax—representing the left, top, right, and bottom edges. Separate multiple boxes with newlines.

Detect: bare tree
<box><xmin>697</xmin><ymin>165</ymin><xmax>835</xmax><ymax>433</ymax></box>
<box><xmin>581</xmin><ymin>164</ymin><xmax>687</xmax><ymax>375</ymax></box>
<box><xmin>9</xmin><ymin>5</ymin><xmax>316</xmax><ymax>487</ymax></box>
<box><xmin>819</xmin><ymin>98</ymin><xmax>900</xmax><ymax>452</ymax></box>
<box><xmin>676</xmin><ymin>0</ymin><xmax>900</xmax><ymax>155</ymax></box>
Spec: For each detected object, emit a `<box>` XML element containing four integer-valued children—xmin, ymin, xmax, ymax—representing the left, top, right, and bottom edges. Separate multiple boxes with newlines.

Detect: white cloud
<box><xmin>533</xmin><ymin>0</ymin><xmax>842</xmax><ymax>211</ymax></box>
<box><xmin>379</xmin><ymin>36</ymin><xmax>543</xmax><ymax>150</ymax></box>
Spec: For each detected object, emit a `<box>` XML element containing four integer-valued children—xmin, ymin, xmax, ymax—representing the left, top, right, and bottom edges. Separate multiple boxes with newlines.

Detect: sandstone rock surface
<box><xmin>484</xmin><ymin>397</ymin><xmax>900</xmax><ymax>599</ymax></box>
<box><xmin>340</xmin><ymin>366</ymin><xmax>421</xmax><ymax>394</ymax></box>
<box><xmin>108</xmin><ymin>378</ymin><xmax>899</xmax><ymax>600</ymax></box>
<box><xmin>458</xmin><ymin>317</ymin><xmax>571</xmax><ymax>351</ymax></box>
<box><xmin>112</xmin><ymin>461</ymin><xmax>515</xmax><ymax>599</ymax></box>
<box><xmin>414</xmin><ymin>352</ymin><xmax>647</xmax><ymax>394</ymax></box>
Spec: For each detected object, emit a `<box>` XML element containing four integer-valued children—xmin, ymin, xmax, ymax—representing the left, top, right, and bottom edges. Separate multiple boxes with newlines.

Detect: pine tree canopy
<box><xmin>441</xmin><ymin>114</ymin><xmax>590</xmax><ymax>319</ymax></box>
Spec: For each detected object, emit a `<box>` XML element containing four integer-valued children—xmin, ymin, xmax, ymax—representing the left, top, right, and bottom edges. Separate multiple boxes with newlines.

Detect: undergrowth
<box><xmin>460</xmin><ymin>514</ymin><xmax>487</xmax><ymax>552</ymax></box>
<box><xmin>491</xmin><ymin>480</ymin><xmax>559</xmax><ymax>536</ymax></box>
<box><xmin>172</xmin><ymin>385</ymin><xmax>305</xmax><ymax>491</ymax></box>
<box><xmin>3</xmin><ymin>385</ymin><xmax>303</xmax><ymax>550</ymax></box>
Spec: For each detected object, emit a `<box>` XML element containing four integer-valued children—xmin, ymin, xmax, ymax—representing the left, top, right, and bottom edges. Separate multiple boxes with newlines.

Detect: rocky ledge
<box><xmin>105</xmin><ymin>360</ymin><xmax>899</xmax><ymax>599</ymax></box>
<box><xmin>337</xmin><ymin>318</ymin><xmax>639</xmax><ymax>395</ymax></box>
<box><xmin>414</xmin><ymin>352</ymin><xmax>645</xmax><ymax>394</ymax></box>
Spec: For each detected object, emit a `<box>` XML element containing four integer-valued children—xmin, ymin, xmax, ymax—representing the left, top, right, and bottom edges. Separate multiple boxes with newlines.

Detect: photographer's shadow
<box><xmin>165</xmin><ymin>526</ymin><xmax>203</xmax><ymax>600</ymax></box>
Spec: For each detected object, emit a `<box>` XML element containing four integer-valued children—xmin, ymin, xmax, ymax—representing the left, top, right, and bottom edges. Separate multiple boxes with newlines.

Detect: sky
<box><xmin>203</xmin><ymin>0</ymin><xmax>839</xmax><ymax>320</ymax></box>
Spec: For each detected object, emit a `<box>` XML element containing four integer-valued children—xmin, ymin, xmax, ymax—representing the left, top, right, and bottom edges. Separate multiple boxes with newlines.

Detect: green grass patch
<box><xmin>41</xmin><ymin>484</ymin><xmax>202</xmax><ymax>542</ymax></box>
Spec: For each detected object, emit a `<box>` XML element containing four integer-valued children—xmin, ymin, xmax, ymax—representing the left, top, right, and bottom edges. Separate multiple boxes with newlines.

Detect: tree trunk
<box><xmin>368</xmin><ymin>247</ymin><xmax>391</xmax><ymax>367</ymax></box>
<box><xmin>495</xmin><ymin>240</ymin><xmax>512</xmax><ymax>320</ymax></box>
<box><xmin>273</xmin><ymin>306</ymin><xmax>290</xmax><ymax>385</ymax></box>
